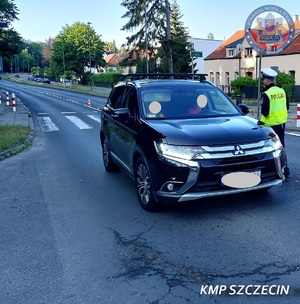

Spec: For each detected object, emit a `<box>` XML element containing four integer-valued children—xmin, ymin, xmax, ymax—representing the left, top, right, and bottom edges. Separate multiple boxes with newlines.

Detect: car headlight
<box><xmin>264</xmin><ymin>132</ymin><xmax>283</xmax><ymax>151</ymax></box>
<box><xmin>154</xmin><ymin>142</ymin><xmax>206</xmax><ymax>160</ymax></box>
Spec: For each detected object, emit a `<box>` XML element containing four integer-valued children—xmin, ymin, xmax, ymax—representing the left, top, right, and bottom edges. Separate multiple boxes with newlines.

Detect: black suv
<box><xmin>100</xmin><ymin>74</ymin><xmax>286</xmax><ymax>211</ymax></box>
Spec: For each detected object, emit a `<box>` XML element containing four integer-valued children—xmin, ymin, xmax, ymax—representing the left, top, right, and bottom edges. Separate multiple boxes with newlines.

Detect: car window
<box><xmin>141</xmin><ymin>86</ymin><xmax>240</xmax><ymax>119</ymax></box>
<box><xmin>208</xmin><ymin>89</ymin><xmax>238</xmax><ymax>114</ymax></box>
<box><xmin>122</xmin><ymin>88</ymin><xmax>138</xmax><ymax>117</ymax></box>
<box><xmin>141</xmin><ymin>90</ymin><xmax>172</xmax><ymax>118</ymax></box>
<box><xmin>107</xmin><ymin>86</ymin><xmax>126</xmax><ymax>109</ymax></box>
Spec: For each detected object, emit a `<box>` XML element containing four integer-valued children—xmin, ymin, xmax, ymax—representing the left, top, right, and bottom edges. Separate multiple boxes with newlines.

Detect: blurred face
<box><xmin>263</xmin><ymin>77</ymin><xmax>273</xmax><ymax>85</ymax></box>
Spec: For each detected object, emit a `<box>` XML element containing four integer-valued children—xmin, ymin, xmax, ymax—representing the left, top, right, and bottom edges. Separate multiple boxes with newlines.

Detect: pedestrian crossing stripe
<box><xmin>37</xmin><ymin>117</ymin><xmax>60</xmax><ymax>132</ymax></box>
<box><xmin>37</xmin><ymin>114</ymin><xmax>100</xmax><ymax>132</ymax></box>
<box><xmin>65</xmin><ymin>115</ymin><xmax>93</xmax><ymax>129</ymax></box>
<box><xmin>87</xmin><ymin>114</ymin><xmax>101</xmax><ymax>123</ymax></box>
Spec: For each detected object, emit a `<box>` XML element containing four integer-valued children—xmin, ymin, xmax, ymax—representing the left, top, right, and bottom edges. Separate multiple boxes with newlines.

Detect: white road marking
<box><xmin>37</xmin><ymin>117</ymin><xmax>60</xmax><ymax>132</ymax></box>
<box><xmin>286</xmin><ymin>131</ymin><xmax>300</xmax><ymax>137</ymax></box>
<box><xmin>87</xmin><ymin>114</ymin><xmax>101</xmax><ymax>123</ymax></box>
<box><xmin>65</xmin><ymin>116</ymin><xmax>93</xmax><ymax>129</ymax></box>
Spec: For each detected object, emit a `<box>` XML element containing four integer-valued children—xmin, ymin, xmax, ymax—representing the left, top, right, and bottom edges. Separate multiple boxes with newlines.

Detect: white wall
<box><xmin>188</xmin><ymin>38</ymin><xmax>223</xmax><ymax>73</ymax></box>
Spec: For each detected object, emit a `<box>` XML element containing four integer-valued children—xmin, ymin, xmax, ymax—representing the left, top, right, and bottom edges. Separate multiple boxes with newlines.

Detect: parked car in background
<box><xmin>27</xmin><ymin>76</ymin><xmax>50</xmax><ymax>84</ymax></box>
<box><xmin>36</xmin><ymin>77</ymin><xmax>44</xmax><ymax>82</ymax></box>
<box><xmin>100</xmin><ymin>73</ymin><xmax>287</xmax><ymax>211</ymax></box>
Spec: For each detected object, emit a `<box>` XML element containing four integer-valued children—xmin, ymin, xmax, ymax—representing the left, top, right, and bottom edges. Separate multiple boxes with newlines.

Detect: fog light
<box><xmin>167</xmin><ymin>183</ymin><xmax>174</xmax><ymax>191</ymax></box>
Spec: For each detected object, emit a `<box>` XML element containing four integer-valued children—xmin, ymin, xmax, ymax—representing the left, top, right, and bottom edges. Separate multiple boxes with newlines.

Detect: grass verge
<box><xmin>0</xmin><ymin>125</ymin><xmax>31</xmax><ymax>153</ymax></box>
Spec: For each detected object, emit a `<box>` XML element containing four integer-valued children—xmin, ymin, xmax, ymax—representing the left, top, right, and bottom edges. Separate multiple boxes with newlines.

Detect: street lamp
<box><xmin>62</xmin><ymin>36</ymin><xmax>66</xmax><ymax>86</ymax></box>
<box><xmin>87</xmin><ymin>22</ymin><xmax>92</xmax><ymax>90</ymax></box>
<box><xmin>26</xmin><ymin>48</ymin><xmax>30</xmax><ymax>74</ymax></box>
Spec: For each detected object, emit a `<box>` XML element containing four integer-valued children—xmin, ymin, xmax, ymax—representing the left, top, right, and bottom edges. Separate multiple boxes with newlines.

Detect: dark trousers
<box><xmin>271</xmin><ymin>123</ymin><xmax>285</xmax><ymax>147</ymax></box>
<box><xmin>272</xmin><ymin>123</ymin><xmax>289</xmax><ymax>173</ymax></box>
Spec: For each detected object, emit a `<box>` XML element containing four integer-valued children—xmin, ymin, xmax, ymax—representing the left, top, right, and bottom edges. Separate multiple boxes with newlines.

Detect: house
<box><xmin>104</xmin><ymin>53</ymin><xmax>123</xmax><ymax>68</ymax></box>
<box><xmin>188</xmin><ymin>38</ymin><xmax>223</xmax><ymax>73</ymax></box>
<box><xmin>204</xmin><ymin>15</ymin><xmax>300</xmax><ymax>90</ymax></box>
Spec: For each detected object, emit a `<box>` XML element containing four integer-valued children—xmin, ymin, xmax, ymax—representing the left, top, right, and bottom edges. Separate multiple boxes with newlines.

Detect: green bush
<box><xmin>275</xmin><ymin>72</ymin><xmax>295</xmax><ymax>102</ymax></box>
<box><xmin>230</xmin><ymin>77</ymin><xmax>258</xmax><ymax>95</ymax></box>
<box><xmin>92</xmin><ymin>73</ymin><xmax>122</xmax><ymax>87</ymax></box>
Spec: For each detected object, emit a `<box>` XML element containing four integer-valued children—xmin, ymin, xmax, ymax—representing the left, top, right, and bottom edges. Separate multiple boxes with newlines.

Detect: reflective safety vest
<box><xmin>261</xmin><ymin>86</ymin><xmax>288</xmax><ymax>126</ymax></box>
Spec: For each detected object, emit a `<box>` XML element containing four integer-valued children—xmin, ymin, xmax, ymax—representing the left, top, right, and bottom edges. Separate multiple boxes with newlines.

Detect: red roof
<box><xmin>205</xmin><ymin>20</ymin><xmax>300</xmax><ymax>60</ymax></box>
<box><xmin>104</xmin><ymin>54</ymin><xmax>122</xmax><ymax>67</ymax></box>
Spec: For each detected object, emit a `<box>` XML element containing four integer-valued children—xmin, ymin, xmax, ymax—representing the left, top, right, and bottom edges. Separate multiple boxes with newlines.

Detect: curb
<box><xmin>0</xmin><ymin>129</ymin><xmax>34</xmax><ymax>161</ymax></box>
<box><xmin>0</xmin><ymin>99</ymin><xmax>35</xmax><ymax>161</ymax></box>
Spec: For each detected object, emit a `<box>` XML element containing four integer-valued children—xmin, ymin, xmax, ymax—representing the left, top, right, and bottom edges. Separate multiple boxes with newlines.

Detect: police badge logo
<box><xmin>245</xmin><ymin>5</ymin><xmax>295</xmax><ymax>55</ymax></box>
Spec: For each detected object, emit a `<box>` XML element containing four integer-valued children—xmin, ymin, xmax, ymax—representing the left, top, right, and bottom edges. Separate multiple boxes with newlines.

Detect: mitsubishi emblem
<box><xmin>233</xmin><ymin>145</ymin><xmax>245</xmax><ymax>155</ymax></box>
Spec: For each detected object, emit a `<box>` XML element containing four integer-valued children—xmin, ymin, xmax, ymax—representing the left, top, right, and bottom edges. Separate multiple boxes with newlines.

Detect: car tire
<box><xmin>102</xmin><ymin>137</ymin><xmax>119</xmax><ymax>172</ymax></box>
<box><xmin>135</xmin><ymin>157</ymin><xmax>160</xmax><ymax>211</ymax></box>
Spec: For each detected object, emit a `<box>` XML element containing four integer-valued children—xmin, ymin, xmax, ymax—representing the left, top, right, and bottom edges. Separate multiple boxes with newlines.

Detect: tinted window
<box><xmin>107</xmin><ymin>86</ymin><xmax>126</xmax><ymax>109</ymax></box>
<box><xmin>140</xmin><ymin>86</ymin><xmax>240</xmax><ymax>119</ymax></box>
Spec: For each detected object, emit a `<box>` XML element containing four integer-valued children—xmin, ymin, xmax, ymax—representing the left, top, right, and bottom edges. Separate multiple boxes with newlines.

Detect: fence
<box><xmin>223</xmin><ymin>85</ymin><xmax>300</xmax><ymax>101</ymax></box>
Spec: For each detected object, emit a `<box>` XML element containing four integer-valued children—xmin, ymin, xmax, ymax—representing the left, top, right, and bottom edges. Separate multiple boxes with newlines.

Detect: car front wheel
<box><xmin>135</xmin><ymin>157</ymin><xmax>160</xmax><ymax>211</ymax></box>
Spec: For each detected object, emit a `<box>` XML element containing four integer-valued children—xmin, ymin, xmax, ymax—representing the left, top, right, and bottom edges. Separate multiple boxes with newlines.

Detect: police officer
<box><xmin>260</xmin><ymin>67</ymin><xmax>290</xmax><ymax>177</ymax></box>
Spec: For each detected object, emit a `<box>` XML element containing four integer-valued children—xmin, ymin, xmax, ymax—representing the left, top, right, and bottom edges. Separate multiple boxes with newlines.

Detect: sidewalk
<box><xmin>0</xmin><ymin>98</ymin><xmax>34</xmax><ymax>129</ymax></box>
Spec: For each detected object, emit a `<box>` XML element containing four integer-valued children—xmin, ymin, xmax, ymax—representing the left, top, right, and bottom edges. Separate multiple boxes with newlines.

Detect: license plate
<box><xmin>221</xmin><ymin>170</ymin><xmax>261</xmax><ymax>188</ymax></box>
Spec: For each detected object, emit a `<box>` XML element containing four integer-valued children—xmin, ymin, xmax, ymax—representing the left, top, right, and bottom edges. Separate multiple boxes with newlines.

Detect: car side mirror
<box><xmin>238</xmin><ymin>104</ymin><xmax>249</xmax><ymax>115</ymax></box>
<box><xmin>112</xmin><ymin>108</ymin><xmax>131</xmax><ymax>119</ymax></box>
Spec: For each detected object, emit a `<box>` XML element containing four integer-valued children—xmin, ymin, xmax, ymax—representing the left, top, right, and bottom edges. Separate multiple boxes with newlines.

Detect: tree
<box><xmin>121</xmin><ymin>0</ymin><xmax>191</xmax><ymax>73</ymax></box>
<box><xmin>0</xmin><ymin>0</ymin><xmax>19</xmax><ymax>23</ymax></box>
<box><xmin>0</xmin><ymin>28</ymin><xmax>22</xmax><ymax>58</ymax></box>
<box><xmin>0</xmin><ymin>0</ymin><xmax>22</xmax><ymax>71</ymax></box>
<box><xmin>121</xmin><ymin>0</ymin><xmax>171</xmax><ymax>72</ymax></box>
<box><xmin>157</xmin><ymin>0</ymin><xmax>191</xmax><ymax>73</ymax></box>
<box><xmin>51</xmin><ymin>22</ymin><xmax>106</xmax><ymax>84</ymax></box>
<box><xmin>104</xmin><ymin>41</ymin><xmax>118</xmax><ymax>53</ymax></box>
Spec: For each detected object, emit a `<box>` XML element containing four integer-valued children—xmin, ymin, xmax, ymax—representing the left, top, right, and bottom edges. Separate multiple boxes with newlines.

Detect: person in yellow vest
<box><xmin>260</xmin><ymin>67</ymin><xmax>290</xmax><ymax>177</ymax></box>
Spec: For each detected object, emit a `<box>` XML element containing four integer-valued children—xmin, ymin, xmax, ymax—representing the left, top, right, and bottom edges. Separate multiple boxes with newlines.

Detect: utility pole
<box><xmin>144</xmin><ymin>1</ymin><xmax>149</xmax><ymax>73</ymax></box>
<box><xmin>87</xmin><ymin>22</ymin><xmax>93</xmax><ymax>90</ymax></box>
<box><xmin>165</xmin><ymin>0</ymin><xmax>173</xmax><ymax>74</ymax></box>
<box><xmin>62</xmin><ymin>37</ymin><xmax>66</xmax><ymax>86</ymax></box>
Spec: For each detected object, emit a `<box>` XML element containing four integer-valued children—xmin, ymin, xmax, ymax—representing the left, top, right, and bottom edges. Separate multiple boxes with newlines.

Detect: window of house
<box><xmin>289</xmin><ymin>70</ymin><xmax>295</xmax><ymax>78</ymax></box>
<box><xmin>227</xmin><ymin>48</ymin><xmax>234</xmax><ymax>57</ymax></box>
<box><xmin>246</xmin><ymin>71</ymin><xmax>253</xmax><ymax>78</ymax></box>
<box><xmin>216</xmin><ymin>72</ymin><xmax>220</xmax><ymax>85</ymax></box>
<box><xmin>210</xmin><ymin>72</ymin><xmax>214</xmax><ymax>84</ymax></box>
<box><xmin>235</xmin><ymin>71</ymin><xmax>239</xmax><ymax>79</ymax></box>
<box><xmin>225</xmin><ymin>72</ymin><xmax>230</xmax><ymax>85</ymax></box>
<box><xmin>244</xmin><ymin>48</ymin><xmax>253</xmax><ymax>58</ymax></box>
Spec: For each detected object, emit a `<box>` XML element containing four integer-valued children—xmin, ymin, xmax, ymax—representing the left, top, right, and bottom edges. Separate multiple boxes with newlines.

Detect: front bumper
<box><xmin>152</xmin><ymin>149</ymin><xmax>286</xmax><ymax>203</ymax></box>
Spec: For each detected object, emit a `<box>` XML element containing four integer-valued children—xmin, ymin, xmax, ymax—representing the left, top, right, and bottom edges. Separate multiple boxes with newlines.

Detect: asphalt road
<box><xmin>0</xmin><ymin>82</ymin><xmax>300</xmax><ymax>304</ymax></box>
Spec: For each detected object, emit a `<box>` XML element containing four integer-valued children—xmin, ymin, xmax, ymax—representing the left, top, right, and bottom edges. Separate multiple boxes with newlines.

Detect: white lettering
<box><xmin>261</xmin><ymin>285</ymin><xmax>269</xmax><ymax>295</ymax></box>
<box><xmin>200</xmin><ymin>285</ymin><xmax>207</xmax><ymax>295</ymax></box>
<box><xmin>280</xmin><ymin>285</ymin><xmax>290</xmax><ymax>295</ymax></box>
<box><xmin>236</xmin><ymin>285</ymin><xmax>245</xmax><ymax>295</ymax></box>
<box><xmin>201</xmin><ymin>284</ymin><xmax>290</xmax><ymax>296</ymax></box>
<box><xmin>245</xmin><ymin>285</ymin><xmax>253</xmax><ymax>295</ymax></box>
<box><xmin>200</xmin><ymin>285</ymin><xmax>227</xmax><ymax>295</ymax></box>
<box><xmin>253</xmin><ymin>285</ymin><xmax>261</xmax><ymax>295</ymax></box>
<box><xmin>229</xmin><ymin>285</ymin><xmax>237</xmax><ymax>295</ymax></box>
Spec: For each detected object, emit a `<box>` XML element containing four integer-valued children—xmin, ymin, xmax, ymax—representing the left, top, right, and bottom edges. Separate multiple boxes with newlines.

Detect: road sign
<box><xmin>191</xmin><ymin>51</ymin><xmax>203</xmax><ymax>58</ymax></box>
<box><xmin>0</xmin><ymin>22</ymin><xmax>8</xmax><ymax>28</ymax></box>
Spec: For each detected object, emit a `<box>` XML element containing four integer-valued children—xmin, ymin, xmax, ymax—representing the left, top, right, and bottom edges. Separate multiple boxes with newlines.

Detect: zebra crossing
<box><xmin>37</xmin><ymin>112</ymin><xmax>101</xmax><ymax>132</ymax></box>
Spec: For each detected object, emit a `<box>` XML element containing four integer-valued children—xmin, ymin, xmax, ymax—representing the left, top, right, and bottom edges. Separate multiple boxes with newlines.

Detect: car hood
<box><xmin>147</xmin><ymin>116</ymin><xmax>270</xmax><ymax>145</ymax></box>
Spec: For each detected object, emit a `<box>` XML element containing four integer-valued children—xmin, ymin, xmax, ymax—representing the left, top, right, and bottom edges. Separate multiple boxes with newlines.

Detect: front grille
<box><xmin>198</xmin><ymin>140</ymin><xmax>273</xmax><ymax>160</ymax></box>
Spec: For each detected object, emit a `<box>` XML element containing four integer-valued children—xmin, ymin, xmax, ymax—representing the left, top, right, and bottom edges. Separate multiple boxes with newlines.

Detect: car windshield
<box><xmin>140</xmin><ymin>86</ymin><xmax>240</xmax><ymax>119</ymax></box>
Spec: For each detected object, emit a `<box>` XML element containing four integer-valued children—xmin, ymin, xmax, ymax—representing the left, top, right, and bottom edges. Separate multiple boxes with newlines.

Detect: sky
<box><xmin>11</xmin><ymin>0</ymin><xmax>300</xmax><ymax>48</ymax></box>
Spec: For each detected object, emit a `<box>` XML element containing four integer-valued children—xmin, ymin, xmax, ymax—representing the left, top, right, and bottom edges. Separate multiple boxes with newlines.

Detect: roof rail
<box><xmin>118</xmin><ymin>73</ymin><xmax>208</xmax><ymax>82</ymax></box>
